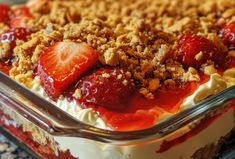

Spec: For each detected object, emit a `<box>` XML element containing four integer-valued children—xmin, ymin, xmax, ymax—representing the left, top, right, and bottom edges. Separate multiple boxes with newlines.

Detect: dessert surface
<box><xmin>0</xmin><ymin>0</ymin><xmax>235</xmax><ymax>131</ymax></box>
<box><xmin>0</xmin><ymin>0</ymin><xmax>235</xmax><ymax>159</ymax></box>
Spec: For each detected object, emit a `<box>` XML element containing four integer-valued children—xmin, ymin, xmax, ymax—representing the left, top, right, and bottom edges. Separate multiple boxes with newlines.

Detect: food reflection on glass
<box><xmin>0</xmin><ymin>0</ymin><xmax>235</xmax><ymax>159</ymax></box>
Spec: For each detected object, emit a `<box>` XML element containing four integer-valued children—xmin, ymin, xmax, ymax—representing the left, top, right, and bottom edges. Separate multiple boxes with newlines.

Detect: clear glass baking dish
<box><xmin>0</xmin><ymin>69</ymin><xmax>235</xmax><ymax>159</ymax></box>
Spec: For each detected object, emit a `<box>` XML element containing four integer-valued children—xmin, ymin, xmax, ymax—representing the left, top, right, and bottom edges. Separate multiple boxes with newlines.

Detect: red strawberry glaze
<box><xmin>94</xmin><ymin>82</ymin><xmax>198</xmax><ymax>131</ymax></box>
<box><xmin>77</xmin><ymin>74</ymin><xmax>209</xmax><ymax>131</ymax></box>
<box><xmin>69</xmin><ymin>69</ymin><xmax>209</xmax><ymax>131</ymax></box>
<box><xmin>0</xmin><ymin>62</ymin><xmax>12</xmax><ymax>75</ymax></box>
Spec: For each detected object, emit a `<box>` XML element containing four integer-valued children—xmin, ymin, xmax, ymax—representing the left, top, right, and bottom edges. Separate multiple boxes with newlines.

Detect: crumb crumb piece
<box><xmin>117</xmin><ymin>74</ymin><xmax>122</xmax><ymax>79</ymax></box>
<box><xmin>163</xmin><ymin>79</ymin><xmax>176</xmax><ymax>88</ymax></box>
<box><xmin>148</xmin><ymin>79</ymin><xmax>160</xmax><ymax>91</ymax></box>
<box><xmin>228</xmin><ymin>50</ymin><xmax>235</xmax><ymax>57</ymax></box>
<box><xmin>139</xmin><ymin>87</ymin><xmax>154</xmax><ymax>99</ymax></box>
<box><xmin>204</xmin><ymin>65</ymin><xmax>217</xmax><ymax>75</ymax></box>
<box><xmin>102</xmin><ymin>72</ymin><xmax>111</xmax><ymax>78</ymax></box>
<box><xmin>195</xmin><ymin>51</ymin><xmax>203</xmax><ymax>61</ymax></box>
<box><xmin>183</xmin><ymin>67</ymin><xmax>200</xmax><ymax>82</ymax></box>
<box><xmin>104</xmin><ymin>48</ymin><xmax>119</xmax><ymax>66</ymax></box>
<box><xmin>73</xmin><ymin>88</ymin><xmax>82</xmax><ymax>99</ymax></box>
<box><xmin>0</xmin><ymin>43</ymin><xmax>11</xmax><ymax>60</ymax></box>
<box><xmin>152</xmin><ymin>44</ymin><xmax>170</xmax><ymax>65</ymax></box>
<box><xmin>122</xmin><ymin>79</ymin><xmax>128</xmax><ymax>86</ymax></box>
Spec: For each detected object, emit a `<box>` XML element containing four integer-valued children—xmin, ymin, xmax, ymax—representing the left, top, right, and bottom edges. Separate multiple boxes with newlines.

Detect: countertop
<box><xmin>0</xmin><ymin>134</ymin><xmax>31</xmax><ymax>159</ymax></box>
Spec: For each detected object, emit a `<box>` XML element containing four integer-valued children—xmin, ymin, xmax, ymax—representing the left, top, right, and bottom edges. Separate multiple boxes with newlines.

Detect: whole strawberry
<box><xmin>219</xmin><ymin>22</ymin><xmax>235</xmax><ymax>47</ymax></box>
<box><xmin>178</xmin><ymin>33</ymin><xmax>224</xmax><ymax>68</ymax></box>
<box><xmin>77</xmin><ymin>68</ymin><xmax>135</xmax><ymax>111</ymax></box>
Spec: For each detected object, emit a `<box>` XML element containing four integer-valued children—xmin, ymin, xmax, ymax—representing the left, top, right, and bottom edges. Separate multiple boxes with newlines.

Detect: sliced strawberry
<box><xmin>0</xmin><ymin>4</ymin><xmax>14</xmax><ymax>25</ymax></box>
<box><xmin>223</xmin><ymin>57</ymin><xmax>235</xmax><ymax>69</ymax></box>
<box><xmin>37</xmin><ymin>42</ymin><xmax>98</xmax><ymax>100</ymax></box>
<box><xmin>0</xmin><ymin>28</ymin><xmax>32</xmax><ymax>50</ymax></box>
<box><xmin>178</xmin><ymin>33</ymin><xmax>224</xmax><ymax>68</ymax></box>
<box><xmin>219</xmin><ymin>22</ymin><xmax>235</xmax><ymax>46</ymax></box>
<box><xmin>76</xmin><ymin>68</ymin><xmax>135</xmax><ymax>111</ymax></box>
<box><xmin>10</xmin><ymin>6</ymin><xmax>33</xmax><ymax>28</ymax></box>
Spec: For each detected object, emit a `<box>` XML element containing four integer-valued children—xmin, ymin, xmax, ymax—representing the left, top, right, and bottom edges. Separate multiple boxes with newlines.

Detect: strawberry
<box><xmin>0</xmin><ymin>4</ymin><xmax>14</xmax><ymax>25</ymax></box>
<box><xmin>0</xmin><ymin>28</ymin><xmax>32</xmax><ymax>50</ymax></box>
<box><xmin>219</xmin><ymin>22</ymin><xmax>235</xmax><ymax>46</ymax></box>
<box><xmin>178</xmin><ymin>33</ymin><xmax>223</xmax><ymax>68</ymax></box>
<box><xmin>37</xmin><ymin>42</ymin><xmax>98</xmax><ymax>100</ymax></box>
<box><xmin>76</xmin><ymin>68</ymin><xmax>135</xmax><ymax>111</ymax></box>
<box><xmin>10</xmin><ymin>6</ymin><xmax>33</xmax><ymax>28</ymax></box>
<box><xmin>223</xmin><ymin>57</ymin><xmax>235</xmax><ymax>69</ymax></box>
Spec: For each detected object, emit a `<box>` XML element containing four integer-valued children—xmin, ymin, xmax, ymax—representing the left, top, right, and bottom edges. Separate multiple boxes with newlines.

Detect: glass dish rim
<box><xmin>0</xmin><ymin>72</ymin><xmax>235</xmax><ymax>142</ymax></box>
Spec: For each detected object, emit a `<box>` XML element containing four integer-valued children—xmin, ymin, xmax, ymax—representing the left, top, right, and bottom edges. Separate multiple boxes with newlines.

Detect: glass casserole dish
<box><xmin>0</xmin><ymin>0</ymin><xmax>235</xmax><ymax>158</ymax></box>
<box><xmin>0</xmin><ymin>72</ymin><xmax>235</xmax><ymax>159</ymax></box>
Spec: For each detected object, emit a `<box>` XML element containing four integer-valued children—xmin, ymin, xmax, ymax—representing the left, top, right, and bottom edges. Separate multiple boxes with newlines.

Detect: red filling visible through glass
<box><xmin>0</xmin><ymin>110</ymin><xmax>76</xmax><ymax>159</ymax></box>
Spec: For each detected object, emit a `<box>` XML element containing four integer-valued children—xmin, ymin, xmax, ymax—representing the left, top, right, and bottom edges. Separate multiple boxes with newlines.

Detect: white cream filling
<box><xmin>31</xmin><ymin>68</ymin><xmax>235</xmax><ymax>159</ymax></box>
<box><xmin>31</xmin><ymin>76</ymin><xmax>107</xmax><ymax>129</ymax></box>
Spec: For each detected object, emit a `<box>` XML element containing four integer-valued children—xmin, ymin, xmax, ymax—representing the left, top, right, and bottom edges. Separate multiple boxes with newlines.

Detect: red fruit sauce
<box><xmin>0</xmin><ymin>62</ymin><xmax>12</xmax><ymax>75</ymax></box>
<box><xmin>90</xmin><ymin>75</ymin><xmax>209</xmax><ymax>131</ymax></box>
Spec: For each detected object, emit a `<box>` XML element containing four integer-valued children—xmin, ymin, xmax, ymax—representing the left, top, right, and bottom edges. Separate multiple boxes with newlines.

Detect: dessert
<box><xmin>0</xmin><ymin>0</ymin><xmax>234</xmax><ymax>159</ymax></box>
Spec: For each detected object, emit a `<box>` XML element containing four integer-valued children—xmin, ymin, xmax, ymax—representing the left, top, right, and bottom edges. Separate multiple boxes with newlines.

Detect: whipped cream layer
<box><xmin>31</xmin><ymin>68</ymin><xmax>235</xmax><ymax>159</ymax></box>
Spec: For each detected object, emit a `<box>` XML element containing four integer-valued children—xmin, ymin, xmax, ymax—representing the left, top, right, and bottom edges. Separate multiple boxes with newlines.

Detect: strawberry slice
<box><xmin>219</xmin><ymin>22</ymin><xmax>235</xmax><ymax>46</ymax></box>
<box><xmin>178</xmin><ymin>33</ymin><xmax>224</xmax><ymax>68</ymax></box>
<box><xmin>0</xmin><ymin>4</ymin><xmax>14</xmax><ymax>25</ymax></box>
<box><xmin>37</xmin><ymin>42</ymin><xmax>98</xmax><ymax>100</ymax></box>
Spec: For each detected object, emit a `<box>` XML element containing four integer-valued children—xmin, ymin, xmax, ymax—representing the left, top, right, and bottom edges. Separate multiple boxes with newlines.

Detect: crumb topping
<box><xmin>4</xmin><ymin>0</ymin><xmax>235</xmax><ymax>98</ymax></box>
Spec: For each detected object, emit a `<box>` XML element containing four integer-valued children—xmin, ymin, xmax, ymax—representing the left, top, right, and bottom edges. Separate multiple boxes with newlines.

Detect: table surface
<box><xmin>0</xmin><ymin>134</ymin><xmax>31</xmax><ymax>159</ymax></box>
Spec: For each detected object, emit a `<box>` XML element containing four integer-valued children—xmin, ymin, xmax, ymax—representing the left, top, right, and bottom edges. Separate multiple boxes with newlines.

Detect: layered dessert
<box><xmin>0</xmin><ymin>0</ymin><xmax>235</xmax><ymax>159</ymax></box>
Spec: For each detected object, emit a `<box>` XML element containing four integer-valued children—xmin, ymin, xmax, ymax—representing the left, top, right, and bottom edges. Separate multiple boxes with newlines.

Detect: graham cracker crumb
<box><xmin>102</xmin><ymin>72</ymin><xmax>111</xmax><ymax>78</ymax></box>
<box><xmin>195</xmin><ymin>52</ymin><xmax>204</xmax><ymax>61</ymax></box>
<box><xmin>73</xmin><ymin>89</ymin><xmax>82</xmax><ymax>99</ymax></box>
<box><xmin>2</xmin><ymin>0</ymin><xmax>234</xmax><ymax>98</ymax></box>
<box><xmin>148</xmin><ymin>79</ymin><xmax>160</xmax><ymax>91</ymax></box>
<box><xmin>183</xmin><ymin>67</ymin><xmax>200</xmax><ymax>82</ymax></box>
<box><xmin>204</xmin><ymin>65</ymin><xmax>217</xmax><ymax>75</ymax></box>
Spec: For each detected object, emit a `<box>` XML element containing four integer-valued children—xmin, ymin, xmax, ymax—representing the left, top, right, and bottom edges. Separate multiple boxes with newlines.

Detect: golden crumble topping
<box><xmin>5</xmin><ymin>0</ymin><xmax>235</xmax><ymax>98</ymax></box>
